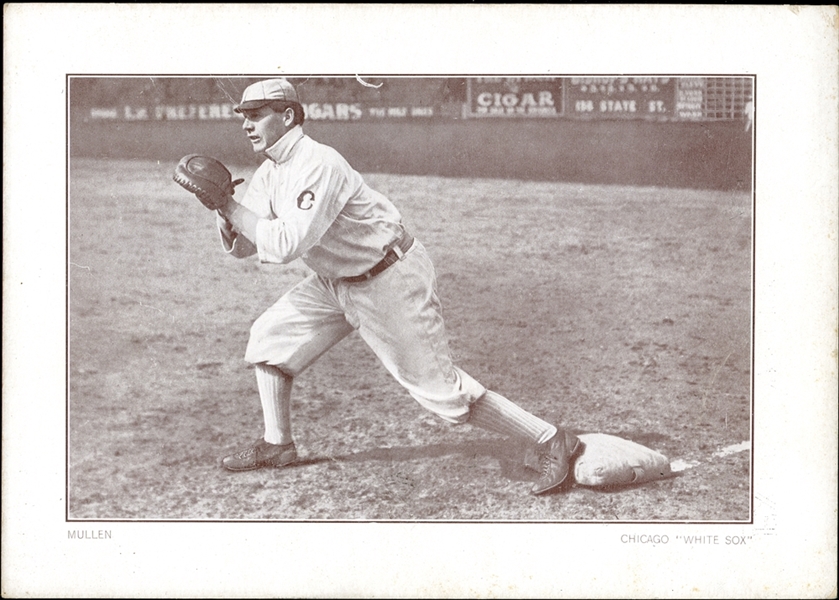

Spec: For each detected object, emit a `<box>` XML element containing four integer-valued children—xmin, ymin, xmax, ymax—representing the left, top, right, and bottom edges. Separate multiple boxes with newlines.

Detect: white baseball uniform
<box><xmin>220</xmin><ymin>125</ymin><xmax>486</xmax><ymax>423</ymax></box>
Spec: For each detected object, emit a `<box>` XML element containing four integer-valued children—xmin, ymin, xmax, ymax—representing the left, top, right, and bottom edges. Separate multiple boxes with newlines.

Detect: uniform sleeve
<box><xmin>217</xmin><ymin>212</ymin><xmax>257</xmax><ymax>258</ymax></box>
<box><xmin>215</xmin><ymin>163</ymin><xmax>270</xmax><ymax>258</ymax></box>
<box><xmin>254</xmin><ymin>160</ymin><xmax>351</xmax><ymax>264</ymax></box>
<box><xmin>239</xmin><ymin>163</ymin><xmax>275</xmax><ymax>218</ymax></box>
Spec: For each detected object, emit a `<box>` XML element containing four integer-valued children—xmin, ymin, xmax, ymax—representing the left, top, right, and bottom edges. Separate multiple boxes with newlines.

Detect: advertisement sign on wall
<box><xmin>468</xmin><ymin>77</ymin><xmax>564</xmax><ymax>117</ymax></box>
<box><xmin>565</xmin><ymin>77</ymin><xmax>675</xmax><ymax>118</ymax></box>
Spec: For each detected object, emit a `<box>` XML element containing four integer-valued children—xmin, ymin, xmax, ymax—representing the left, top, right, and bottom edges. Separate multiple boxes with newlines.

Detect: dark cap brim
<box><xmin>233</xmin><ymin>100</ymin><xmax>272</xmax><ymax>113</ymax></box>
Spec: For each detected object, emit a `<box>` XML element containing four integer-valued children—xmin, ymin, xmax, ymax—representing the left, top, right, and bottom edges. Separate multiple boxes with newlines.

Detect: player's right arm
<box><xmin>217</xmin><ymin>212</ymin><xmax>257</xmax><ymax>258</ymax></box>
<box><xmin>216</xmin><ymin>157</ymin><xmax>346</xmax><ymax>265</ymax></box>
<box><xmin>214</xmin><ymin>162</ymin><xmax>275</xmax><ymax>258</ymax></box>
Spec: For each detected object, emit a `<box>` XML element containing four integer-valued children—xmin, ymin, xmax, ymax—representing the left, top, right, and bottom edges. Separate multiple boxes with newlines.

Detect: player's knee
<box><xmin>248</xmin><ymin>314</ymin><xmax>269</xmax><ymax>340</ymax></box>
<box><xmin>408</xmin><ymin>389</ymin><xmax>474</xmax><ymax>425</ymax></box>
<box><xmin>245</xmin><ymin>316</ymin><xmax>276</xmax><ymax>363</ymax></box>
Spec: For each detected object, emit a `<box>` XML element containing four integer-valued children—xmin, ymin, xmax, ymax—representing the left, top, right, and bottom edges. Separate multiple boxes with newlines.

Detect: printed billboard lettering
<box><xmin>468</xmin><ymin>77</ymin><xmax>563</xmax><ymax>117</ymax></box>
<box><xmin>566</xmin><ymin>77</ymin><xmax>675</xmax><ymax>118</ymax></box>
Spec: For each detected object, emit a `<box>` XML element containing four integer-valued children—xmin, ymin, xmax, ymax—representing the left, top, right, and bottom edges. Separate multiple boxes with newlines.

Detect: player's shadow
<box><xmin>293</xmin><ymin>439</ymin><xmax>536</xmax><ymax>482</ymax></box>
<box><xmin>291</xmin><ymin>436</ymin><xmax>682</xmax><ymax>491</ymax></box>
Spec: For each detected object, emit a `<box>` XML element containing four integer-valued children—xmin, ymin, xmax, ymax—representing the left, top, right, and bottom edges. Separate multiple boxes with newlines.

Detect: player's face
<box><xmin>240</xmin><ymin>106</ymin><xmax>291</xmax><ymax>153</ymax></box>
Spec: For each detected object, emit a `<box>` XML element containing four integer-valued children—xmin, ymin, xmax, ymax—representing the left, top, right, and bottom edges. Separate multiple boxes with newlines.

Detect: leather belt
<box><xmin>342</xmin><ymin>232</ymin><xmax>414</xmax><ymax>283</ymax></box>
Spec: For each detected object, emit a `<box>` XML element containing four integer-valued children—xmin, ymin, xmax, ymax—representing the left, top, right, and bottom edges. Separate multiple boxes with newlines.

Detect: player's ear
<box><xmin>283</xmin><ymin>107</ymin><xmax>295</xmax><ymax>127</ymax></box>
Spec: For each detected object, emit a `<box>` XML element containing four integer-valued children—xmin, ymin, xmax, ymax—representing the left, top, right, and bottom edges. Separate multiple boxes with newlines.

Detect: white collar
<box><xmin>263</xmin><ymin>125</ymin><xmax>304</xmax><ymax>164</ymax></box>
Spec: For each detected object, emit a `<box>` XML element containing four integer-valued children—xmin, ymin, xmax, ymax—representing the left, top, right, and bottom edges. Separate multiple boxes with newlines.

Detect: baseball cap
<box><xmin>234</xmin><ymin>78</ymin><xmax>300</xmax><ymax>113</ymax></box>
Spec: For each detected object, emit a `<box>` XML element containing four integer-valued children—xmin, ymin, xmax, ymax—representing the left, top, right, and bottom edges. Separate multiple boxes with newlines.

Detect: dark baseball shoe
<box><xmin>531</xmin><ymin>430</ymin><xmax>583</xmax><ymax>495</ymax></box>
<box><xmin>222</xmin><ymin>438</ymin><xmax>298</xmax><ymax>471</ymax></box>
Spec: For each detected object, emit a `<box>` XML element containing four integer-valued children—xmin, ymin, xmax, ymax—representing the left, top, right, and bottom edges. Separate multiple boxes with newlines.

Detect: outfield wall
<box><xmin>69</xmin><ymin>118</ymin><xmax>752</xmax><ymax>191</ymax></box>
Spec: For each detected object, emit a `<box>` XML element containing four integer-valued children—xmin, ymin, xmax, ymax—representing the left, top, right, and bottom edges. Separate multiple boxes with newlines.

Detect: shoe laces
<box><xmin>236</xmin><ymin>441</ymin><xmax>265</xmax><ymax>459</ymax></box>
<box><xmin>235</xmin><ymin>447</ymin><xmax>256</xmax><ymax>459</ymax></box>
<box><xmin>538</xmin><ymin>453</ymin><xmax>553</xmax><ymax>480</ymax></box>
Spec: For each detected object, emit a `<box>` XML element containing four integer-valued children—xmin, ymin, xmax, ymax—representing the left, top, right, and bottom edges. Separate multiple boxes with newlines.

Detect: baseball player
<box><xmin>210</xmin><ymin>78</ymin><xmax>580</xmax><ymax>495</ymax></box>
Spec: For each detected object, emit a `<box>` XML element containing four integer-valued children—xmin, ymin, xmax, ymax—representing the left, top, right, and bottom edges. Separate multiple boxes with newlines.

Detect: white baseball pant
<box><xmin>244</xmin><ymin>240</ymin><xmax>486</xmax><ymax>423</ymax></box>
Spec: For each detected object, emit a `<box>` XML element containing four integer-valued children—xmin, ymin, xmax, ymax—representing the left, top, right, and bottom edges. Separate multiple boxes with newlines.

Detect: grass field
<box><xmin>68</xmin><ymin>158</ymin><xmax>752</xmax><ymax>521</ymax></box>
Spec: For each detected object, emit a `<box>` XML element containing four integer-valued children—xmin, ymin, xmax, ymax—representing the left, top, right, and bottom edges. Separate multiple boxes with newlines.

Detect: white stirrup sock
<box><xmin>254</xmin><ymin>364</ymin><xmax>293</xmax><ymax>445</ymax></box>
<box><xmin>468</xmin><ymin>390</ymin><xmax>557</xmax><ymax>444</ymax></box>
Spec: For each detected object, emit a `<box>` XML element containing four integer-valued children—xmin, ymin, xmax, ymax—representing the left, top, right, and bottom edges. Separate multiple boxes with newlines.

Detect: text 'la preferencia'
<box><xmin>91</xmin><ymin>103</ymin><xmax>432</xmax><ymax>122</ymax></box>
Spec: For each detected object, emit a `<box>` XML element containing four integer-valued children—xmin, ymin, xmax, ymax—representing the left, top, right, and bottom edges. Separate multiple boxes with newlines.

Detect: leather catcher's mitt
<box><xmin>173</xmin><ymin>154</ymin><xmax>244</xmax><ymax>211</ymax></box>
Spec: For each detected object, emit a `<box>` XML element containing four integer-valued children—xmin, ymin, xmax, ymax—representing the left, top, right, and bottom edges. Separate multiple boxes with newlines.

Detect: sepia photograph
<box><xmin>67</xmin><ymin>75</ymin><xmax>754</xmax><ymax>522</ymax></box>
<box><xmin>4</xmin><ymin>4</ymin><xmax>836</xmax><ymax>598</ymax></box>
